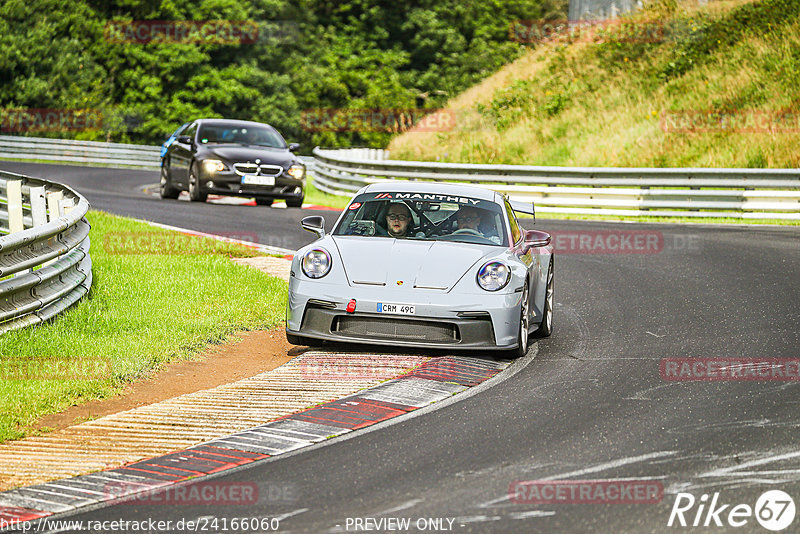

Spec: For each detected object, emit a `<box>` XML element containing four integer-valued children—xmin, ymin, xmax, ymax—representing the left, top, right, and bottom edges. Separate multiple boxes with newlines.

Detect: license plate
<box><xmin>377</xmin><ymin>303</ymin><xmax>415</xmax><ymax>315</ymax></box>
<box><xmin>241</xmin><ymin>175</ymin><xmax>275</xmax><ymax>186</ymax></box>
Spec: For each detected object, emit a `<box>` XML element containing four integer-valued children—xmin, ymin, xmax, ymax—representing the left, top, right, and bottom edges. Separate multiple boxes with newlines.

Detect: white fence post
<box><xmin>30</xmin><ymin>186</ymin><xmax>47</xmax><ymax>228</ymax></box>
<box><xmin>47</xmin><ymin>191</ymin><xmax>64</xmax><ymax>221</ymax></box>
<box><xmin>59</xmin><ymin>198</ymin><xmax>75</xmax><ymax>215</ymax></box>
<box><xmin>7</xmin><ymin>180</ymin><xmax>23</xmax><ymax>234</ymax></box>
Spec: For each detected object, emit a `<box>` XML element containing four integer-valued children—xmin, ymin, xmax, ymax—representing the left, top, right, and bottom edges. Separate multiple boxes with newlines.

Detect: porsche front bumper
<box><xmin>286</xmin><ymin>276</ymin><xmax>524</xmax><ymax>350</ymax></box>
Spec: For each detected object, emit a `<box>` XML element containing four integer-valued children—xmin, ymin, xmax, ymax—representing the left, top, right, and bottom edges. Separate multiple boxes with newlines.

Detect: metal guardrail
<box><xmin>569</xmin><ymin>0</ymin><xmax>636</xmax><ymax>20</ymax></box>
<box><xmin>569</xmin><ymin>0</ymin><xmax>712</xmax><ymax>22</ymax></box>
<box><xmin>0</xmin><ymin>171</ymin><xmax>92</xmax><ymax>333</ymax></box>
<box><xmin>0</xmin><ymin>135</ymin><xmax>319</xmax><ymax>171</ymax></box>
<box><xmin>312</xmin><ymin>148</ymin><xmax>800</xmax><ymax>220</ymax></box>
<box><xmin>0</xmin><ymin>135</ymin><xmax>161</xmax><ymax>169</ymax></box>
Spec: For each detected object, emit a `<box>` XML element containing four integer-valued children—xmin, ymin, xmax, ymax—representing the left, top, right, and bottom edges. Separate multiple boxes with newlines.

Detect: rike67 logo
<box><xmin>668</xmin><ymin>490</ymin><xmax>796</xmax><ymax>531</ymax></box>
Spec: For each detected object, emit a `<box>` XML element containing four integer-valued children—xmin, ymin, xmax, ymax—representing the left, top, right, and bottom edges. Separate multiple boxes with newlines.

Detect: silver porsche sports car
<box><xmin>286</xmin><ymin>182</ymin><xmax>554</xmax><ymax>357</ymax></box>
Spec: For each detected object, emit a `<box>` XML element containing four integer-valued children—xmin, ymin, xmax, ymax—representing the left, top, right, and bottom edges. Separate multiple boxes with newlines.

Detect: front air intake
<box><xmin>332</xmin><ymin>316</ymin><xmax>459</xmax><ymax>343</ymax></box>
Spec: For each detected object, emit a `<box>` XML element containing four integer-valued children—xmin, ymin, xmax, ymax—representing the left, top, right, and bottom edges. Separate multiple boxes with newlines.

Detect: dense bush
<box><xmin>0</xmin><ymin>0</ymin><xmax>567</xmax><ymax>149</ymax></box>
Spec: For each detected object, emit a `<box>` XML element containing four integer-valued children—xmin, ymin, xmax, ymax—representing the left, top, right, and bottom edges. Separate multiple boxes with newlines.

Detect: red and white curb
<box><xmin>0</xmin><ymin>355</ymin><xmax>509</xmax><ymax>529</ymax></box>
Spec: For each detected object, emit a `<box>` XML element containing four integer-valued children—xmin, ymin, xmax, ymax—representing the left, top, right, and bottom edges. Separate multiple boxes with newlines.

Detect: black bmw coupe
<box><xmin>160</xmin><ymin>118</ymin><xmax>306</xmax><ymax>207</ymax></box>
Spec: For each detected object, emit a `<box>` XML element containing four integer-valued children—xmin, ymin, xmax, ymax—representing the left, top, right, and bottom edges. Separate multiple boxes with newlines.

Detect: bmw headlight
<box><xmin>287</xmin><ymin>164</ymin><xmax>305</xmax><ymax>181</ymax></box>
<box><xmin>202</xmin><ymin>159</ymin><xmax>226</xmax><ymax>174</ymax></box>
<box><xmin>301</xmin><ymin>248</ymin><xmax>331</xmax><ymax>279</ymax></box>
<box><xmin>477</xmin><ymin>261</ymin><xmax>510</xmax><ymax>291</ymax></box>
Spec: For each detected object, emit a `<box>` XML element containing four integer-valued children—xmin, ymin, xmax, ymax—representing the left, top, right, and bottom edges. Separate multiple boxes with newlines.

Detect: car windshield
<box><xmin>332</xmin><ymin>192</ymin><xmax>508</xmax><ymax>247</ymax></box>
<box><xmin>197</xmin><ymin>123</ymin><xmax>285</xmax><ymax>148</ymax></box>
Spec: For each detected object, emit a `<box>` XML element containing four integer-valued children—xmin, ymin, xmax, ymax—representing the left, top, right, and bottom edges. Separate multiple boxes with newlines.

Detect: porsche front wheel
<box><xmin>533</xmin><ymin>257</ymin><xmax>554</xmax><ymax>338</ymax></box>
<box><xmin>511</xmin><ymin>280</ymin><xmax>530</xmax><ymax>358</ymax></box>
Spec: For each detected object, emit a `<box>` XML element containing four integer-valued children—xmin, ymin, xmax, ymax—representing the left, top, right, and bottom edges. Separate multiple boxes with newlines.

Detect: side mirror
<box><xmin>288</xmin><ymin>143</ymin><xmax>300</xmax><ymax>152</ymax></box>
<box><xmin>301</xmin><ymin>215</ymin><xmax>325</xmax><ymax>238</ymax></box>
<box><xmin>524</xmin><ymin>229</ymin><xmax>551</xmax><ymax>248</ymax></box>
<box><xmin>177</xmin><ymin>135</ymin><xmax>193</xmax><ymax>145</ymax></box>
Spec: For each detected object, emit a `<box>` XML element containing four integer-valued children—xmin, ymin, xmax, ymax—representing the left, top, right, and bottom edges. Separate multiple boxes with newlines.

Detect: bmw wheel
<box><xmin>159</xmin><ymin>162</ymin><xmax>180</xmax><ymax>199</ymax></box>
<box><xmin>533</xmin><ymin>257</ymin><xmax>554</xmax><ymax>338</ymax></box>
<box><xmin>188</xmin><ymin>162</ymin><xmax>208</xmax><ymax>202</ymax></box>
<box><xmin>286</xmin><ymin>194</ymin><xmax>304</xmax><ymax>208</ymax></box>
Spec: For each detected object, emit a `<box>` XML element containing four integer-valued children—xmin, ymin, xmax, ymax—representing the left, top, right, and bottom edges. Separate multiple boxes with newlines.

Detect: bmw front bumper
<box><xmin>199</xmin><ymin>168</ymin><xmax>304</xmax><ymax>200</ymax></box>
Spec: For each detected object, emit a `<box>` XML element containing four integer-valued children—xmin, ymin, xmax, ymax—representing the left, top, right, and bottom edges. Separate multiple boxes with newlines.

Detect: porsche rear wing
<box><xmin>509</xmin><ymin>199</ymin><xmax>536</xmax><ymax>223</ymax></box>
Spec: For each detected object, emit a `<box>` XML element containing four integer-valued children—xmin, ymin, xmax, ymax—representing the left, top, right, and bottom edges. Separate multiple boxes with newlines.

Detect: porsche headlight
<box><xmin>477</xmin><ymin>261</ymin><xmax>510</xmax><ymax>291</ymax></box>
<box><xmin>287</xmin><ymin>164</ymin><xmax>305</xmax><ymax>181</ymax></box>
<box><xmin>202</xmin><ymin>159</ymin><xmax>225</xmax><ymax>173</ymax></box>
<box><xmin>301</xmin><ymin>248</ymin><xmax>331</xmax><ymax>279</ymax></box>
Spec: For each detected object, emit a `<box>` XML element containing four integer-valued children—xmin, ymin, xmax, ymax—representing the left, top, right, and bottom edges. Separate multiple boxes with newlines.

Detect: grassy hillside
<box><xmin>389</xmin><ymin>0</ymin><xmax>800</xmax><ymax>168</ymax></box>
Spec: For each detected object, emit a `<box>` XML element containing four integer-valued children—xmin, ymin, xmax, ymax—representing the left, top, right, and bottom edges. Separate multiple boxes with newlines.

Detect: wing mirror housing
<box><xmin>288</xmin><ymin>143</ymin><xmax>300</xmax><ymax>152</ymax></box>
<box><xmin>177</xmin><ymin>135</ymin><xmax>193</xmax><ymax>145</ymax></box>
<box><xmin>301</xmin><ymin>215</ymin><xmax>325</xmax><ymax>238</ymax></box>
<box><xmin>524</xmin><ymin>229</ymin><xmax>551</xmax><ymax>248</ymax></box>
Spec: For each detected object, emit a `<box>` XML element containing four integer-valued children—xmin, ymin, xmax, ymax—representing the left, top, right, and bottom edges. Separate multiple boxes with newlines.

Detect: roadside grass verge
<box><xmin>0</xmin><ymin>210</ymin><xmax>287</xmax><ymax>443</ymax></box>
<box><xmin>305</xmin><ymin>177</ymin><xmax>351</xmax><ymax>209</ymax></box>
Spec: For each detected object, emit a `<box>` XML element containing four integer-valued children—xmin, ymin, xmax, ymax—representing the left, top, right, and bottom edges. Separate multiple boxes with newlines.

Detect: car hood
<box><xmin>204</xmin><ymin>145</ymin><xmax>295</xmax><ymax>167</ymax></box>
<box><xmin>332</xmin><ymin>237</ymin><xmax>496</xmax><ymax>290</ymax></box>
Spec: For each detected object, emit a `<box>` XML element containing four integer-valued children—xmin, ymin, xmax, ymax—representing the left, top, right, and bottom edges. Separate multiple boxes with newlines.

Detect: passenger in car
<box><xmin>453</xmin><ymin>206</ymin><xmax>501</xmax><ymax>243</ymax></box>
<box><xmin>455</xmin><ymin>206</ymin><xmax>482</xmax><ymax>231</ymax></box>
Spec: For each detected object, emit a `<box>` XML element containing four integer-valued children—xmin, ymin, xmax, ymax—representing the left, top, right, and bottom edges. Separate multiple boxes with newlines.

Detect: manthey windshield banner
<box><xmin>349</xmin><ymin>192</ymin><xmax>489</xmax><ymax>207</ymax></box>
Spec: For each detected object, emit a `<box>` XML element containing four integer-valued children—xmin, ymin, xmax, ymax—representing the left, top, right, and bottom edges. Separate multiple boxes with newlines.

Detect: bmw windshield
<box><xmin>333</xmin><ymin>192</ymin><xmax>508</xmax><ymax>247</ymax></box>
<box><xmin>197</xmin><ymin>123</ymin><xmax>285</xmax><ymax>148</ymax></box>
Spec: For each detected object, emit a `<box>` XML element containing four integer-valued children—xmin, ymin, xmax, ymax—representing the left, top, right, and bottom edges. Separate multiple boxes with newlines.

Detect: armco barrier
<box><xmin>312</xmin><ymin>148</ymin><xmax>800</xmax><ymax>220</ymax></box>
<box><xmin>0</xmin><ymin>170</ymin><xmax>91</xmax><ymax>333</ymax></box>
<box><xmin>0</xmin><ymin>135</ymin><xmax>317</xmax><ymax>171</ymax></box>
<box><xmin>0</xmin><ymin>135</ymin><xmax>161</xmax><ymax>169</ymax></box>
<box><xmin>2</xmin><ymin>136</ymin><xmax>797</xmax><ymax>219</ymax></box>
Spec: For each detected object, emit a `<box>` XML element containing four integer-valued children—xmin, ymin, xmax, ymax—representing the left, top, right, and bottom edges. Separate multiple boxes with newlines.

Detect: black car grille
<box><xmin>233</xmin><ymin>163</ymin><xmax>283</xmax><ymax>176</ymax></box>
<box><xmin>331</xmin><ymin>316</ymin><xmax>460</xmax><ymax>343</ymax></box>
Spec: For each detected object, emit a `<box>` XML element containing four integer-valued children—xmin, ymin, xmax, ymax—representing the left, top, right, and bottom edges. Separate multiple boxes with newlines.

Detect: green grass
<box><xmin>0</xmin><ymin>210</ymin><xmax>288</xmax><ymax>443</ymax></box>
<box><xmin>389</xmin><ymin>0</ymin><xmax>800</xmax><ymax>169</ymax></box>
<box><xmin>305</xmin><ymin>176</ymin><xmax>351</xmax><ymax>209</ymax></box>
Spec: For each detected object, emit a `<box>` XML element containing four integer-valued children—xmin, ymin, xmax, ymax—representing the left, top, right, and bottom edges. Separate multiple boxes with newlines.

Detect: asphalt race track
<box><xmin>0</xmin><ymin>161</ymin><xmax>339</xmax><ymax>252</ymax></box>
<box><xmin>5</xmin><ymin>161</ymin><xmax>800</xmax><ymax>532</ymax></box>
